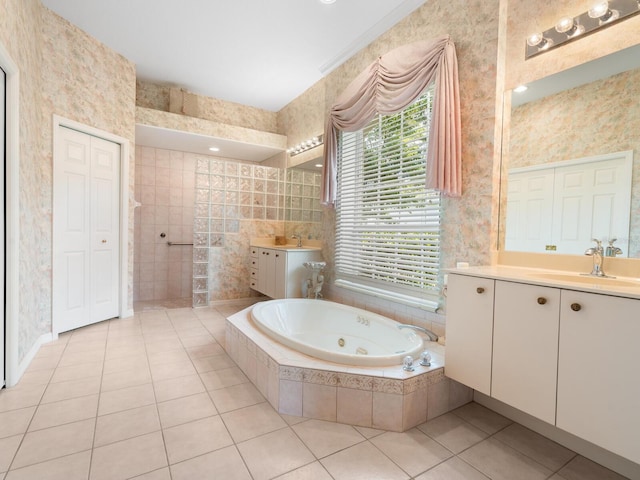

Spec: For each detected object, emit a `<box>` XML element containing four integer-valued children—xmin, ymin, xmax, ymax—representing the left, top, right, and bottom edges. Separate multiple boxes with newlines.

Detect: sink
<box><xmin>530</xmin><ymin>273</ymin><xmax>640</xmax><ymax>288</ymax></box>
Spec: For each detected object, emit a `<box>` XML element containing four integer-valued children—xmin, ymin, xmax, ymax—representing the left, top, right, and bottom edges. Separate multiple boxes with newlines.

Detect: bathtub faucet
<box><xmin>397</xmin><ymin>324</ymin><xmax>438</xmax><ymax>342</ymax></box>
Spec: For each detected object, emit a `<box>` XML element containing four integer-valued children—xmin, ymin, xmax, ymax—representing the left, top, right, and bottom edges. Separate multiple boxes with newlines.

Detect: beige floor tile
<box><xmin>104</xmin><ymin>344</ymin><xmax>146</xmax><ymax>360</ymax></box>
<box><xmin>280</xmin><ymin>414</ymin><xmax>308</xmax><ymax>426</ymax></box>
<box><xmin>414</xmin><ymin>456</ymin><xmax>490</xmax><ymax>480</ymax></box>
<box><xmin>460</xmin><ymin>437</ymin><xmax>553</xmax><ymax>480</ymax></box>
<box><xmin>103</xmin><ymin>354</ymin><xmax>149</xmax><ymax>375</ymax></box>
<box><xmin>157</xmin><ymin>392</ymin><xmax>217</xmax><ymax>428</ymax></box>
<box><xmin>41</xmin><ymin>377</ymin><xmax>101</xmax><ymax>404</ymax></box>
<box><xmin>18</xmin><ymin>368</ymin><xmax>55</xmax><ymax>386</ymax></box>
<box><xmin>63</xmin><ymin>339</ymin><xmax>106</xmax><ymax>355</ymax></box>
<box><xmin>29</xmin><ymin>394</ymin><xmax>98</xmax><ymax>431</ymax></box>
<box><xmin>237</xmin><ymin>428</ymin><xmax>315</xmax><ymax>480</ymax></box>
<box><xmin>557</xmin><ymin>455</ymin><xmax>630</xmax><ymax>480</ymax></box>
<box><xmin>153</xmin><ymin>374</ymin><xmax>205</xmax><ymax>403</ymax></box>
<box><xmin>175</xmin><ymin>325</ymin><xmax>209</xmax><ymax>337</ymax></box>
<box><xmin>170</xmin><ymin>445</ymin><xmax>251</xmax><ymax>480</ymax></box>
<box><xmin>208</xmin><ymin>382</ymin><xmax>265</xmax><ymax>413</ymax></box>
<box><xmin>180</xmin><ymin>334</ymin><xmax>216</xmax><ymax>348</ymax></box>
<box><xmin>98</xmin><ymin>383</ymin><xmax>156</xmax><ymax>416</ymax></box>
<box><xmin>494</xmin><ymin>423</ymin><xmax>576</xmax><ymax>472</ymax></box>
<box><xmin>200</xmin><ymin>366</ymin><xmax>248</xmax><ymax>390</ymax></box>
<box><xmin>94</xmin><ymin>404</ymin><xmax>161</xmax><ymax>447</ymax></box>
<box><xmin>144</xmin><ymin>338</ymin><xmax>184</xmax><ymax>355</ymax></box>
<box><xmin>149</xmin><ymin>358</ymin><xmax>197</xmax><ymax>382</ymax></box>
<box><xmin>0</xmin><ymin>407</ymin><xmax>35</xmax><ymax>439</ymax></box>
<box><xmin>101</xmin><ymin>366</ymin><xmax>152</xmax><ymax>392</ymax></box>
<box><xmin>146</xmin><ymin>349</ymin><xmax>191</xmax><ymax>367</ymax></box>
<box><xmin>0</xmin><ymin>384</ymin><xmax>47</xmax><ymax>412</ymax></box>
<box><xmin>371</xmin><ymin>429</ymin><xmax>452</xmax><ymax>477</ymax></box>
<box><xmin>274</xmin><ymin>461</ymin><xmax>333</xmax><ymax>480</ymax></box>
<box><xmin>5</xmin><ymin>450</ymin><xmax>91</xmax><ymax>480</ymax></box>
<box><xmin>192</xmin><ymin>353</ymin><xmax>237</xmax><ymax>373</ymax></box>
<box><xmin>58</xmin><ymin>349</ymin><xmax>105</xmax><ymax>367</ymax></box>
<box><xmin>90</xmin><ymin>431</ymin><xmax>167</xmax><ymax>480</ymax></box>
<box><xmin>23</xmin><ymin>355</ymin><xmax>61</xmax><ymax>373</ymax></box>
<box><xmin>354</xmin><ymin>425</ymin><xmax>385</xmax><ymax>439</ymax></box>
<box><xmin>0</xmin><ymin>435</ymin><xmax>24</xmax><ymax>472</ymax></box>
<box><xmin>163</xmin><ymin>416</ymin><xmax>233</xmax><ymax>464</ymax></box>
<box><xmin>452</xmin><ymin>402</ymin><xmax>512</xmax><ymax>435</ymax></box>
<box><xmin>49</xmin><ymin>362</ymin><xmax>103</xmax><ymax>384</ymax></box>
<box><xmin>417</xmin><ymin>412</ymin><xmax>488</xmax><ymax>454</ymax></box>
<box><xmin>221</xmin><ymin>402</ymin><xmax>287</xmax><ymax>443</ymax></box>
<box><xmin>129</xmin><ymin>467</ymin><xmax>171</xmax><ymax>480</ymax></box>
<box><xmin>292</xmin><ymin>419</ymin><xmax>365</xmax><ymax>458</ymax></box>
<box><xmin>185</xmin><ymin>343</ymin><xmax>225</xmax><ymax>359</ymax></box>
<box><xmin>321</xmin><ymin>441</ymin><xmax>409</xmax><ymax>480</ymax></box>
<box><xmin>12</xmin><ymin>419</ymin><xmax>95</xmax><ymax>469</ymax></box>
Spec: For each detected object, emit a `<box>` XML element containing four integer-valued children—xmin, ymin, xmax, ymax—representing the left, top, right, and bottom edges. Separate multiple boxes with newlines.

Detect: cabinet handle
<box><xmin>570</xmin><ymin>303</ymin><xmax>582</xmax><ymax>312</ymax></box>
<box><xmin>476</xmin><ymin>287</ymin><xmax>485</xmax><ymax>294</ymax></box>
<box><xmin>275</xmin><ymin>254</ymin><xmax>279</xmax><ymax>258</ymax></box>
<box><xmin>537</xmin><ymin>297</ymin><xmax>547</xmax><ymax>305</ymax></box>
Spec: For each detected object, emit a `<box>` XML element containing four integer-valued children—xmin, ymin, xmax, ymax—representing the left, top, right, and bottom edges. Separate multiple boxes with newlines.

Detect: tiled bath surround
<box><xmin>134</xmin><ymin>147</ymin><xmax>195</xmax><ymax>303</ymax></box>
<box><xmin>226</xmin><ymin>307</ymin><xmax>472</xmax><ymax>432</ymax></box>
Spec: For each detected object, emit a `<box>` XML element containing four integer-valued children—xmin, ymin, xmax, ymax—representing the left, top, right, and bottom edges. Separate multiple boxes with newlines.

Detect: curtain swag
<box><xmin>321</xmin><ymin>35</ymin><xmax>462</xmax><ymax>206</ymax></box>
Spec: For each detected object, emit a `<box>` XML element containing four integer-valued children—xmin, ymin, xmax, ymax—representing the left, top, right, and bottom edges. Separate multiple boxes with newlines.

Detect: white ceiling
<box><xmin>41</xmin><ymin>0</ymin><xmax>426</xmax><ymax>113</ymax></box>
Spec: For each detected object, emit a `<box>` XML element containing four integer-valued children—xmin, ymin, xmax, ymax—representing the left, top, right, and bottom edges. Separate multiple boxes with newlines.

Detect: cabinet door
<box><xmin>445</xmin><ymin>274</ymin><xmax>495</xmax><ymax>395</ymax></box>
<box><xmin>272</xmin><ymin>250</ymin><xmax>287</xmax><ymax>299</ymax></box>
<box><xmin>492</xmin><ymin>281</ymin><xmax>560</xmax><ymax>424</ymax></box>
<box><xmin>257</xmin><ymin>248</ymin><xmax>271</xmax><ymax>296</ymax></box>
<box><xmin>557</xmin><ymin>291</ymin><xmax>640</xmax><ymax>464</ymax></box>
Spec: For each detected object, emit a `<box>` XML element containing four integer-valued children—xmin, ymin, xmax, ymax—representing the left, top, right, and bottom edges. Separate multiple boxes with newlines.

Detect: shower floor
<box><xmin>133</xmin><ymin>297</ymin><xmax>193</xmax><ymax>312</ymax></box>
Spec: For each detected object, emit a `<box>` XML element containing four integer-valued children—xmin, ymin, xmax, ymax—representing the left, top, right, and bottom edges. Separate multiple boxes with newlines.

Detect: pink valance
<box><xmin>321</xmin><ymin>35</ymin><xmax>462</xmax><ymax>205</ymax></box>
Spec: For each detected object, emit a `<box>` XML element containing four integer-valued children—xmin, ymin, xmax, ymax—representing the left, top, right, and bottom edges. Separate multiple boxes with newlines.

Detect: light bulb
<box><xmin>526</xmin><ymin>32</ymin><xmax>544</xmax><ymax>47</ymax></box>
<box><xmin>588</xmin><ymin>1</ymin><xmax>609</xmax><ymax>18</ymax></box>
<box><xmin>513</xmin><ymin>85</ymin><xmax>528</xmax><ymax>93</ymax></box>
<box><xmin>555</xmin><ymin>16</ymin><xmax>575</xmax><ymax>33</ymax></box>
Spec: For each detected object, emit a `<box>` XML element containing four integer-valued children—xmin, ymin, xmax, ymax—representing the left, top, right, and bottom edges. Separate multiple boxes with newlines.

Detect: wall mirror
<box><xmin>499</xmin><ymin>43</ymin><xmax>640</xmax><ymax>258</ymax></box>
<box><xmin>284</xmin><ymin>157</ymin><xmax>323</xmax><ymax>240</ymax></box>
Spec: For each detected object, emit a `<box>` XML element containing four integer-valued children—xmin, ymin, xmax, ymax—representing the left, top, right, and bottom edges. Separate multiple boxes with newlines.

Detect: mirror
<box><xmin>284</xmin><ymin>161</ymin><xmax>323</xmax><ymax>241</ymax></box>
<box><xmin>500</xmin><ymin>43</ymin><xmax>640</xmax><ymax>258</ymax></box>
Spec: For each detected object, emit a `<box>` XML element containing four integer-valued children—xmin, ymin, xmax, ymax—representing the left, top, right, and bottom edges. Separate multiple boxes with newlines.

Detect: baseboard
<box><xmin>473</xmin><ymin>391</ymin><xmax>640</xmax><ymax>479</ymax></box>
<box><xmin>11</xmin><ymin>332</ymin><xmax>54</xmax><ymax>387</ymax></box>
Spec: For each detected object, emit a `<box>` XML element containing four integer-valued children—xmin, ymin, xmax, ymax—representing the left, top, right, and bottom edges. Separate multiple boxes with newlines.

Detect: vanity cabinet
<box><xmin>492</xmin><ymin>281</ymin><xmax>559</xmax><ymax>424</ymax></box>
<box><xmin>250</xmin><ymin>247</ymin><xmax>322</xmax><ymax>299</ymax></box>
<box><xmin>446</xmin><ymin>270</ymin><xmax>640</xmax><ymax>465</ymax></box>
<box><xmin>557</xmin><ymin>290</ymin><xmax>640</xmax><ymax>464</ymax></box>
<box><xmin>445</xmin><ymin>274</ymin><xmax>495</xmax><ymax>396</ymax></box>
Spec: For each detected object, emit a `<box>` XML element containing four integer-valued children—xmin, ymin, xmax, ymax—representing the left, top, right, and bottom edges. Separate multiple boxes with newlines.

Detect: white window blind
<box><xmin>335</xmin><ymin>89</ymin><xmax>441</xmax><ymax>310</ymax></box>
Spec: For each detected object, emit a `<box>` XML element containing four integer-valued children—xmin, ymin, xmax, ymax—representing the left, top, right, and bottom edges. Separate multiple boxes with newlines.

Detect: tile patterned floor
<box><xmin>0</xmin><ymin>301</ymin><xmax>630</xmax><ymax>480</ymax></box>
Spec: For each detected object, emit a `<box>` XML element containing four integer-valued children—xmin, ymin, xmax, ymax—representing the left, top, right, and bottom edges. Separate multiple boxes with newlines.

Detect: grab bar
<box><xmin>167</xmin><ymin>241</ymin><xmax>194</xmax><ymax>246</ymax></box>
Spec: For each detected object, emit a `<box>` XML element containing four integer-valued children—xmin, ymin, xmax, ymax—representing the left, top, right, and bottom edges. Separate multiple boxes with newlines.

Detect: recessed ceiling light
<box><xmin>514</xmin><ymin>85</ymin><xmax>528</xmax><ymax>93</ymax></box>
<box><xmin>319</xmin><ymin>0</ymin><xmax>336</xmax><ymax>4</ymax></box>
<box><xmin>209</xmin><ymin>146</ymin><xmax>220</xmax><ymax>152</ymax></box>
<box><xmin>315</xmin><ymin>164</ymin><xmax>323</xmax><ymax>168</ymax></box>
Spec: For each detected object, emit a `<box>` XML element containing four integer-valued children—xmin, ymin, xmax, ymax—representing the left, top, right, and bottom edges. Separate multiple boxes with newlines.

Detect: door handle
<box><xmin>101</xmin><ymin>239</ymin><xmax>107</xmax><ymax>244</ymax></box>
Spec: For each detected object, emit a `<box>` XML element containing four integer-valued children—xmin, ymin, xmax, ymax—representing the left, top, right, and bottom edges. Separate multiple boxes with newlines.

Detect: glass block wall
<box><xmin>193</xmin><ymin>157</ymin><xmax>285</xmax><ymax>306</ymax></box>
<box><xmin>285</xmin><ymin>168</ymin><xmax>322</xmax><ymax>223</ymax></box>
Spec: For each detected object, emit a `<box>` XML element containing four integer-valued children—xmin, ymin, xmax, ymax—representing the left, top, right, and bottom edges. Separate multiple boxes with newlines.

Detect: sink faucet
<box><xmin>584</xmin><ymin>238</ymin><xmax>606</xmax><ymax>277</ymax></box>
<box><xmin>397</xmin><ymin>324</ymin><xmax>438</xmax><ymax>342</ymax></box>
<box><xmin>291</xmin><ymin>233</ymin><xmax>302</xmax><ymax>248</ymax></box>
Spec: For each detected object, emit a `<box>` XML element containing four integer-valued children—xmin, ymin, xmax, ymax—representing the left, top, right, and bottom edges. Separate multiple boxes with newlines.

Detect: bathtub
<box><xmin>250</xmin><ymin>299</ymin><xmax>424</xmax><ymax>367</ymax></box>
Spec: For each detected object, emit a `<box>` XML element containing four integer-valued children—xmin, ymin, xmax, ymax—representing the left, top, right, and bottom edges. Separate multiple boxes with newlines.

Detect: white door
<box><xmin>53</xmin><ymin>126</ymin><xmax>120</xmax><ymax>333</ymax></box>
<box><xmin>0</xmin><ymin>67</ymin><xmax>6</xmax><ymax>385</ymax></box>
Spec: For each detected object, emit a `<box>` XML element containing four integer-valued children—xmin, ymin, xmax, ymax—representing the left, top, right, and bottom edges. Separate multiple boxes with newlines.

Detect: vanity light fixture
<box><xmin>525</xmin><ymin>0</ymin><xmax>640</xmax><ymax>59</ymax></box>
<box><xmin>286</xmin><ymin>135</ymin><xmax>324</xmax><ymax>156</ymax></box>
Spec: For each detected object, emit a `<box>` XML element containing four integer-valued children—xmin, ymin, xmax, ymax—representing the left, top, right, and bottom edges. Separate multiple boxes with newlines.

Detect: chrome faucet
<box><xmin>397</xmin><ymin>324</ymin><xmax>438</xmax><ymax>342</ymax></box>
<box><xmin>291</xmin><ymin>233</ymin><xmax>302</xmax><ymax>248</ymax></box>
<box><xmin>584</xmin><ymin>238</ymin><xmax>606</xmax><ymax>277</ymax></box>
<box><xmin>605</xmin><ymin>238</ymin><xmax>623</xmax><ymax>257</ymax></box>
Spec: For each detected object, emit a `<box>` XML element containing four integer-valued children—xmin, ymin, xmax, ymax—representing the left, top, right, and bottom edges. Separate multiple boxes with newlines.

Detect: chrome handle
<box><xmin>570</xmin><ymin>303</ymin><xmax>582</xmax><ymax>312</ymax></box>
<box><xmin>537</xmin><ymin>297</ymin><xmax>547</xmax><ymax>305</ymax></box>
<box><xmin>476</xmin><ymin>287</ymin><xmax>485</xmax><ymax>294</ymax></box>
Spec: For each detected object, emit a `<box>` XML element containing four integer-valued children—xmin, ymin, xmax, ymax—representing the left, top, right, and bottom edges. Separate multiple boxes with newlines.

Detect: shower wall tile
<box><xmin>134</xmin><ymin>146</ymin><xmax>195</xmax><ymax>302</ymax></box>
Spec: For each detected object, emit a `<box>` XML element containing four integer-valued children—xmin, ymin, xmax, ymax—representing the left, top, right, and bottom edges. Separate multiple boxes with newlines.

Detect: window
<box><xmin>335</xmin><ymin>87</ymin><xmax>441</xmax><ymax>310</ymax></box>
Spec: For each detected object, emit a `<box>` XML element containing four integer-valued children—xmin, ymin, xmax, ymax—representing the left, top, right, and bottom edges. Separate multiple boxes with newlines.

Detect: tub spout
<box><xmin>397</xmin><ymin>324</ymin><xmax>438</xmax><ymax>342</ymax></box>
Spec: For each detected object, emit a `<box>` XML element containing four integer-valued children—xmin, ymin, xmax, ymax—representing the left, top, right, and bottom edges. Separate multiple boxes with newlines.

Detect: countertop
<box><xmin>446</xmin><ymin>265</ymin><xmax>640</xmax><ymax>300</ymax></box>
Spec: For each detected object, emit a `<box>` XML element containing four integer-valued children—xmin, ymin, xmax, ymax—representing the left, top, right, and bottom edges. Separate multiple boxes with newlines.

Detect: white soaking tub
<box><xmin>250</xmin><ymin>299</ymin><xmax>424</xmax><ymax>367</ymax></box>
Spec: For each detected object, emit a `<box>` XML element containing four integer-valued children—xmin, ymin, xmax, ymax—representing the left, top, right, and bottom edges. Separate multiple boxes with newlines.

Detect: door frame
<box><xmin>52</xmin><ymin>115</ymin><xmax>132</xmax><ymax>337</ymax></box>
<box><xmin>0</xmin><ymin>42</ymin><xmax>19</xmax><ymax>387</ymax></box>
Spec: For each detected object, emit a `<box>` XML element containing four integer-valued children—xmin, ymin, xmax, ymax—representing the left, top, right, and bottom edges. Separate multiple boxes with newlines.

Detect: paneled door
<box><xmin>53</xmin><ymin>126</ymin><xmax>120</xmax><ymax>333</ymax></box>
<box><xmin>0</xmin><ymin>67</ymin><xmax>6</xmax><ymax>385</ymax></box>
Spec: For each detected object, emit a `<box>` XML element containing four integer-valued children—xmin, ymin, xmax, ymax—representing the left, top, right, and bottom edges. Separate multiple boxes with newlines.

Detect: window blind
<box><xmin>335</xmin><ymin>89</ymin><xmax>441</xmax><ymax>309</ymax></box>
